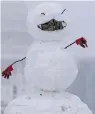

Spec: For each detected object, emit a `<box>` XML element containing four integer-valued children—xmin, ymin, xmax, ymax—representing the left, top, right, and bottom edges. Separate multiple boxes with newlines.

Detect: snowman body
<box><xmin>4</xmin><ymin>92</ymin><xmax>92</xmax><ymax>114</ymax></box>
<box><xmin>4</xmin><ymin>2</ymin><xmax>92</xmax><ymax>114</ymax></box>
<box><xmin>24</xmin><ymin>41</ymin><xmax>78</xmax><ymax>91</ymax></box>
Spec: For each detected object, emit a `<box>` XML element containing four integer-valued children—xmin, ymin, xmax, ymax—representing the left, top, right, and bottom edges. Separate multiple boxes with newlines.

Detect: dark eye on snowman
<box><xmin>41</xmin><ymin>13</ymin><xmax>45</xmax><ymax>15</ymax></box>
<box><xmin>41</xmin><ymin>9</ymin><xmax>66</xmax><ymax>15</ymax></box>
<box><xmin>61</xmin><ymin>9</ymin><xmax>66</xmax><ymax>14</ymax></box>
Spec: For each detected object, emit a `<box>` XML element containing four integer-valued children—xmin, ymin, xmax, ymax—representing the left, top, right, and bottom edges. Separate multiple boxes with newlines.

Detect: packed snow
<box><xmin>27</xmin><ymin>2</ymin><xmax>68</xmax><ymax>41</ymax></box>
<box><xmin>24</xmin><ymin>2</ymin><xmax>78</xmax><ymax>91</ymax></box>
<box><xmin>4</xmin><ymin>92</ymin><xmax>92</xmax><ymax>114</ymax></box>
<box><xmin>2</xmin><ymin>2</ymin><xmax>93</xmax><ymax>114</ymax></box>
<box><xmin>24</xmin><ymin>42</ymin><xmax>78</xmax><ymax>91</ymax></box>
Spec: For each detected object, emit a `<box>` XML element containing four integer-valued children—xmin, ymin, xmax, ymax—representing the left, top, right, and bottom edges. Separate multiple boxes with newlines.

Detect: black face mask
<box><xmin>37</xmin><ymin>19</ymin><xmax>67</xmax><ymax>31</ymax></box>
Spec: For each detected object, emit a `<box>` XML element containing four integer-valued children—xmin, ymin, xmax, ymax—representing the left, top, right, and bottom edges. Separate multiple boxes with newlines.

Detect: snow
<box><xmin>4</xmin><ymin>92</ymin><xmax>92</xmax><ymax>114</ymax></box>
<box><xmin>24</xmin><ymin>41</ymin><xmax>78</xmax><ymax>91</ymax></box>
<box><xmin>24</xmin><ymin>2</ymin><xmax>78</xmax><ymax>92</ymax></box>
<box><xmin>1</xmin><ymin>1</ymin><xmax>94</xmax><ymax>114</ymax></box>
<box><xmin>27</xmin><ymin>2</ymin><xmax>69</xmax><ymax>41</ymax></box>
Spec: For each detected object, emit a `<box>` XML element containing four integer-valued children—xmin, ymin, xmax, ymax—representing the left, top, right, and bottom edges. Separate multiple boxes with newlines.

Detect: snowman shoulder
<box><xmin>26</xmin><ymin>42</ymin><xmax>45</xmax><ymax>59</ymax></box>
<box><xmin>27</xmin><ymin>42</ymin><xmax>41</xmax><ymax>53</ymax></box>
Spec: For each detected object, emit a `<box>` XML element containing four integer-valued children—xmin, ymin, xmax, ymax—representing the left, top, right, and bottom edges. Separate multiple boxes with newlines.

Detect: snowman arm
<box><xmin>64</xmin><ymin>41</ymin><xmax>75</xmax><ymax>49</ymax></box>
<box><xmin>2</xmin><ymin>57</ymin><xmax>26</xmax><ymax>79</ymax></box>
<box><xmin>75</xmin><ymin>37</ymin><xmax>88</xmax><ymax>48</ymax></box>
<box><xmin>12</xmin><ymin>57</ymin><xmax>26</xmax><ymax>65</ymax></box>
<box><xmin>64</xmin><ymin>37</ymin><xmax>88</xmax><ymax>49</ymax></box>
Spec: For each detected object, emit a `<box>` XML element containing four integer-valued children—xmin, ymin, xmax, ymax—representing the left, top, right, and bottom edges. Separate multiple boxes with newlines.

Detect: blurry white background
<box><xmin>1</xmin><ymin>1</ymin><xmax>95</xmax><ymax>114</ymax></box>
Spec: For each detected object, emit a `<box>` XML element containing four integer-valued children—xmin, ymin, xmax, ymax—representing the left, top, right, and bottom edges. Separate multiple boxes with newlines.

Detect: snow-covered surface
<box><xmin>1</xmin><ymin>58</ymin><xmax>95</xmax><ymax>114</ymax></box>
<box><xmin>24</xmin><ymin>41</ymin><xmax>78</xmax><ymax>91</ymax></box>
<box><xmin>1</xmin><ymin>1</ymin><xmax>95</xmax><ymax>114</ymax></box>
<box><xmin>4</xmin><ymin>92</ymin><xmax>92</xmax><ymax>114</ymax></box>
<box><xmin>27</xmin><ymin>2</ymin><xmax>69</xmax><ymax>41</ymax></box>
<box><xmin>25</xmin><ymin>2</ymin><xmax>78</xmax><ymax>91</ymax></box>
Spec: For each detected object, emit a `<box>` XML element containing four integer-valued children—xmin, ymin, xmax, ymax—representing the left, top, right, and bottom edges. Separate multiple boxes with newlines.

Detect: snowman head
<box><xmin>27</xmin><ymin>2</ymin><xmax>68</xmax><ymax>41</ymax></box>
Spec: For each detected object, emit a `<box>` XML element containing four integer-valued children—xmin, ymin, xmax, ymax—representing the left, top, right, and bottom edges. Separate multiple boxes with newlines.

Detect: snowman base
<box><xmin>4</xmin><ymin>92</ymin><xmax>92</xmax><ymax>114</ymax></box>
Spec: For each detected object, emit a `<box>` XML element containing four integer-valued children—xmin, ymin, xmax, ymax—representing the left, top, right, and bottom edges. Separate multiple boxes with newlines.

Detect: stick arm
<box><xmin>2</xmin><ymin>57</ymin><xmax>26</xmax><ymax>79</ymax></box>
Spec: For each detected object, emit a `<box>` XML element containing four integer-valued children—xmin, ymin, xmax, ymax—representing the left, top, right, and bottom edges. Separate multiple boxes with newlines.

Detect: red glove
<box><xmin>2</xmin><ymin>65</ymin><xmax>13</xmax><ymax>79</ymax></box>
<box><xmin>76</xmin><ymin>37</ymin><xmax>88</xmax><ymax>48</ymax></box>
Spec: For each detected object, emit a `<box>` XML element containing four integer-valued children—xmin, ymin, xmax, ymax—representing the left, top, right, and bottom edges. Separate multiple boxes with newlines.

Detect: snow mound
<box><xmin>4</xmin><ymin>92</ymin><xmax>92</xmax><ymax>114</ymax></box>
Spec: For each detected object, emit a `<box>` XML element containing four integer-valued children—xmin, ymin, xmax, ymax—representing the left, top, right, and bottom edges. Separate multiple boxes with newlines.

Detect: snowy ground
<box><xmin>1</xmin><ymin>1</ymin><xmax>95</xmax><ymax>114</ymax></box>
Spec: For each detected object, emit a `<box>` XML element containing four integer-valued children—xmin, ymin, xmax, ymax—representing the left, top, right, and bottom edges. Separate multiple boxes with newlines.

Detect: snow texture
<box><xmin>4</xmin><ymin>92</ymin><xmax>92</xmax><ymax>114</ymax></box>
<box><xmin>24</xmin><ymin>42</ymin><xmax>78</xmax><ymax>91</ymax></box>
<box><xmin>1</xmin><ymin>1</ymin><xmax>94</xmax><ymax>114</ymax></box>
<box><xmin>27</xmin><ymin>2</ymin><xmax>69</xmax><ymax>41</ymax></box>
<box><xmin>24</xmin><ymin>2</ymin><xmax>78</xmax><ymax>92</ymax></box>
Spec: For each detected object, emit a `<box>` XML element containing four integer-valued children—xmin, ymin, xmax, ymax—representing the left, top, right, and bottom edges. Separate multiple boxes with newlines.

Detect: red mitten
<box><xmin>76</xmin><ymin>37</ymin><xmax>88</xmax><ymax>48</ymax></box>
<box><xmin>2</xmin><ymin>65</ymin><xmax>13</xmax><ymax>79</ymax></box>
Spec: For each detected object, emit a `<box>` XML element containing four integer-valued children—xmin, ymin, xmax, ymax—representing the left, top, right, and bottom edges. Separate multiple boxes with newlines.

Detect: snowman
<box><xmin>3</xmin><ymin>2</ymin><xmax>92</xmax><ymax>114</ymax></box>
